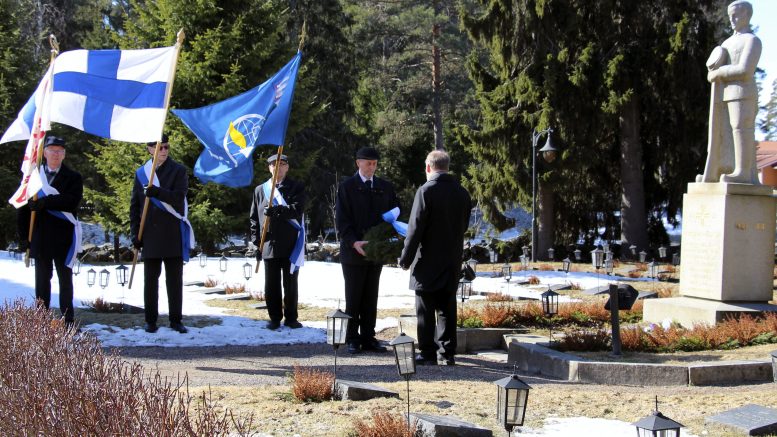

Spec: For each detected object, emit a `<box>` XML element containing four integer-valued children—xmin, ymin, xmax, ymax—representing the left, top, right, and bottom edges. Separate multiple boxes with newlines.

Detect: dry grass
<box><xmin>224</xmin><ymin>283</ymin><xmax>246</xmax><ymax>294</ymax></box>
<box><xmin>352</xmin><ymin>409</ymin><xmax>417</xmax><ymax>437</ymax></box>
<box><xmin>291</xmin><ymin>366</ymin><xmax>333</xmax><ymax>402</ymax></box>
<box><xmin>627</xmin><ymin>270</ymin><xmax>643</xmax><ymax>278</ymax></box>
<box><xmin>485</xmin><ymin>292</ymin><xmax>514</xmax><ymax>302</ymax></box>
<box><xmin>84</xmin><ymin>296</ymin><xmax>124</xmax><ymax>313</ymax></box>
<box><xmin>537</xmin><ymin>263</ymin><xmax>554</xmax><ymax>271</ymax></box>
<box><xmin>204</xmin><ymin>277</ymin><xmax>219</xmax><ymax>287</ymax></box>
<box><xmin>527</xmin><ymin>275</ymin><xmax>540</xmax><ymax>285</ymax></box>
<box><xmin>204</xmin><ymin>299</ymin><xmax>410</xmax><ymax>323</ymax></box>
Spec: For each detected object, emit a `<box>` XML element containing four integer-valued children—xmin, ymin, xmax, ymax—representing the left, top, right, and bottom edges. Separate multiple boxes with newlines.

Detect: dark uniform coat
<box><xmin>17</xmin><ymin>164</ymin><xmax>83</xmax><ymax>259</ymax></box>
<box><xmin>336</xmin><ymin>173</ymin><xmax>400</xmax><ymax>265</ymax></box>
<box><xmin>249</xmin><ymin>178</ymin><xmax>306</xmax><ymax>259</ymax></box>
<box><xmin>130</xmin><ymin>158</ymin><xmax>188</xmax><ymax>259</ymax></box>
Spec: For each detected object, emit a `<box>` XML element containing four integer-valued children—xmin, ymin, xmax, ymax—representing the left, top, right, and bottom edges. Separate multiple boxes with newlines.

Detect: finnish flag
<box><xmin>49</xmin><ymin>46</ymin><xmax>177</xmax><ymax>143</ymax></box>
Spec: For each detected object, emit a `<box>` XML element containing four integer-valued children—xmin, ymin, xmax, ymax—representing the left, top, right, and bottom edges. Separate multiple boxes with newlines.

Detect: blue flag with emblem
<box><xmin>172</xmin><ymin>52</ymin><xmax>301</xmax><ymax>188</ymax></box>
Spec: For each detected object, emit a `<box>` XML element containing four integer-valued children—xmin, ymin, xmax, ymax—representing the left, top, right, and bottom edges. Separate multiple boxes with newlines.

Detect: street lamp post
<box><xmin>530</xmin><ymin>127</ymin><xmax>557</xmax><ymax>263</ymax></box>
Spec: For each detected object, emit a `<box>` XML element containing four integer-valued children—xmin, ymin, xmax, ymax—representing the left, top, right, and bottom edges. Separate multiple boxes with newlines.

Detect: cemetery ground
<box><xmin>71</xmin><ymin>259</ymin><xmax>777</xmax><ymax>436</ymax></box>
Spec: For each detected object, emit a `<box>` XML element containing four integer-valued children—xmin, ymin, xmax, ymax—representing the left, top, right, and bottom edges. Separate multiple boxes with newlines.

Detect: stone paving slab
<box><xmin>706</xmin><ymin>404</ymin><xmax>777</xmax><ymax>436</ymax></box>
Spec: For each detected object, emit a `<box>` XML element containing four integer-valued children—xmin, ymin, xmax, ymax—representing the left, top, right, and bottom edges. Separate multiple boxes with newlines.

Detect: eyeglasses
<box><xmin>46</xmin><ymin>149</ymin><xmax>65</xmax><ymax>155</ymax></box>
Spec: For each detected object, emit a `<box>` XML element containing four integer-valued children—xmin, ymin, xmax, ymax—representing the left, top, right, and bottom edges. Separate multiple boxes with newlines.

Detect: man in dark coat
<box><xmin>17</xmin><ymin>136</ymin><xmax>83</xmax><ymax>325</ymax></box>
<box><xmin>336</xmin><ymin>146</ymin><xmax>400</xmax><ymax>354</ymax></box>
<box><xmin>399</xmin><ymin>150</ymin><xmax>472</xmax><ymax>366</ymax></box>
<box><xmin>250</xmin><ymin>154</ymin><xmax>306</xmax><ymax>330</ymax></box>
<box><xmin>130</xmin><ymin>134</ymin><xmax>193</xmax><ymax>334</ymax></box>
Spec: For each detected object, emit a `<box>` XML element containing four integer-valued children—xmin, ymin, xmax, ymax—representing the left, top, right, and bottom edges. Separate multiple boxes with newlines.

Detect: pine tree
<box><xmin>760</xmin><ymin>78</ymin><xmax>777</xmax><ymax>141</ymax></box>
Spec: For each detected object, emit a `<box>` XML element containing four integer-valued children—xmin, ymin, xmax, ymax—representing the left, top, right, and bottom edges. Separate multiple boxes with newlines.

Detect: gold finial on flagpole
<box><xmin>49</xmin><ymin>34</ymin><xmax>59</xmax><ymax>56</ymax></box>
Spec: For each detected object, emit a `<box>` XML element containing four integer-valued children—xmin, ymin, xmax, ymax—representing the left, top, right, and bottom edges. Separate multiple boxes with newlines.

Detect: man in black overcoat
<box><xmin>130</xmin><ymin>134</ymin><xmax>192</xmax><ymax>334</ymax></box>
<box><xmin>250</xmin><ymin>154</ymin><xmax>306</xmax><ymax>330</ymax></box>
<box><xmin>335</xmin><ymin>147</ymin><xmax>400</xmax><ymax>353</ymax></box>
<box><xmin>17</xmin><ymin>136</ymin><xmax>83</xmax><ymax>325</ymax></box>
<box><xmin>399</xmin><ymin>150</ymin><xmax>471</xmax><ymax>365</ymax></box>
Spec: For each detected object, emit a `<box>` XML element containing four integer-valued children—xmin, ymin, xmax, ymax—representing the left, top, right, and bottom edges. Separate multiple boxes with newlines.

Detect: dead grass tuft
<box><xmin>204</xmin><ymin>277</ymin><xmax>219</xmax><ymax>288</ymax></box>
<box><xmin>480</xmin><ymin>304</ymin><xmax>512</xmax><ymax>327</ymax></box>
<box><xmin>83</xmin><ymin>297</ymin><xmax>124</xmax><ymax>313</ymax></box>
<box><xmin>249</xmin><ymin>290</ymin><xmax>265</xmax><ymax>301</ymax></box>
<box><xmin>224</xmin><ymin>283</ymin><xmax>246</xmax><ymax>294</ymax></box>
<box><xmin>486</xmin><ymin>292</ymin><xmax>513</xmax><ymax>302</ymax></box>
<box><xmin>537</xmin><ymin>263</ymin><xmax>554</xmax><ymax>271</ymax></box>
<box><xmin>352</xmin><ymin>409</ymin><xmax>418</xmax><ymax>437</ymax></box>
<box><xmin>527</xmin><ymin>275</ymin><xmax>540</xmax><ymax>285</ymax></box>
<box><xmin>291</xmin><ymin>366</ymin><xmax>334</xmax><ymax>402</ymax></box>
<box><xmin>627</xmin><ymin>270</ymin><xmax>643</xmax><ymax>278</ymax></box>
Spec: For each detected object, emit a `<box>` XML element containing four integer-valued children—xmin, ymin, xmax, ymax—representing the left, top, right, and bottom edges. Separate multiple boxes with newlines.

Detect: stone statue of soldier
<box><xmin>697</xmin><ymin>0</ymin><xmax>761</xmax><ymax>185</ymax></box>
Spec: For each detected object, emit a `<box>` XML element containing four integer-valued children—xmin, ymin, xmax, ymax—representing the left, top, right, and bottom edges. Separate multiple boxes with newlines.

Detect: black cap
<box><xmin>147</xmin><ymin>133</ymin><xmax>169</xmax><ymax>147</ymax></box>
<box><xmin>267</xmin><ymin>154</ymin><xmax>288</xmax><ymax>164</ymax></box>
<box><xmin>356</xmin><ymin>147</ymin><xmax>380</xmax><ymax>160</ymax></box>
<box><xmin>44</xmin><ymin>136</ymin><xmax>66</xmax><ymax>148</ymax></box>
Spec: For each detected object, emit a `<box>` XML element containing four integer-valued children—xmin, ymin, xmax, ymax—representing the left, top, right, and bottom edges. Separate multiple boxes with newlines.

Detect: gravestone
<box><xmin>409</xmin><ymin>413</ymin><xmax>493</xmax><ymax>437</ymax></box>
<box><xmin>334</xmin><ymin>380</ymin><xmax>398</xmax><ymax>401</ymax></box>
<box><xmin>706</xmin><ymin>404</ymin><xmax>777</xmax><ymax>436</ymax></box>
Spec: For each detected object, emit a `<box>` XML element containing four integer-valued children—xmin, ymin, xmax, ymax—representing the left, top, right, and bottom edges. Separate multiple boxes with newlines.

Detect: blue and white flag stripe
<box><xmin>35</xmin><ymin>167</ymin><xmax>82</xmax><ymax>268</ymax></box>
<box><xmin>262</xmin><ymin>180</ymin><xmax>305</xmax><ymax>274</ymax></box>
<box><xmin>136</xmin><ymin>160</ymin><xmax>196</xmax><ymax>261</ymax></box>
<box><xmin>50</xmin><ymin>46</ymin><xmax>176</xmax><ymax>143</ymax></box>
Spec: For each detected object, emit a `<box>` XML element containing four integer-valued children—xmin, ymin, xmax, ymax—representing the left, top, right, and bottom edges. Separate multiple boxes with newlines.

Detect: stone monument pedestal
<box><xmin>643</xmin><ymin>183</ymin><xmax>777</xmax><ymax>326</ymax></box>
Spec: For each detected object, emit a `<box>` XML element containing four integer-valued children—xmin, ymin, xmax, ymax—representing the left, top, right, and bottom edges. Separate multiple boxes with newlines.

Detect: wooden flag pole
<box><xmin>25</xmin><ymin>34</ymin><xmax>59</xmax><ymax>268</ymax></box>
<box><xmin>128</xmin><ymin>29</ymin><xmax>186</xmax><ymax>289</ymax></box>
<box><xmin>255</xmin><ymin>146</ymin><xmax>285</xmax><ymax>274</ymax></box>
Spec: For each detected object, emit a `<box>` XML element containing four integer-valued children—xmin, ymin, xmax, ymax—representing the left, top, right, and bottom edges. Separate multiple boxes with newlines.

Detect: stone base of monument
<box><xmin>643</xmin><ymin>296</ymin><xmax>777</xmax><ymax>327</ymax></box>
<box><xmin>409</xmin><ymin>413</ymin><xmax>493</xmax><ymax>437</ymax></box>
<box><xmin>334</xmin><ymin>380</ymin><xmax>398</xmax><ymax>401</ymax></box>
<box><xmin>644</xmin><ymin>183</ymin><xmax>777</xmax><ymax>327</ymax></box>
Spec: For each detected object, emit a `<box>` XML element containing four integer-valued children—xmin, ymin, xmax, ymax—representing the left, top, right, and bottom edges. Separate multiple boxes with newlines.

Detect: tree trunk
<box><xmin>432</xmin><ymin>0</ymin><xmax>444</xmax><ymax>151</ymax></box>
<box><xmin>619</xmin><ymin>96</ymin><xmax>649</xmax><ymax>251</ymax></box>
<box><xmin>537</xmin><ymin>179</ymin><xmax>555</xmax><ymax>260</ymax></box>
<box><xmin>113</xmin><ymin>233</ymin><xmax>120</xmax><ymax>263</ymax></box>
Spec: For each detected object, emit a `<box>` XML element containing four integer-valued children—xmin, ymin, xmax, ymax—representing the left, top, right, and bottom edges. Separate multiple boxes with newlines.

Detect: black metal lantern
<box><xmin>771</xmin><ymin>350</ymin><xmax>777</xmax><ymax>382</ymax></box>
<box><xmin>602</xmin><ymin>242</ymin><xmax>610</xmax><ymax>254</ymax></box>
<box><xmin>605</xmin><ymin>249</ymin><xmax>613</xmax><ymax>262</ymax></box>
<box><xmin>243</xmin><ymin>261</ymin><xmax>252</xmax><ymax>281</ymax></box>
<box><xmin>458</xmin><ymin>280</ymin><xmax>473</xmax><ymax>303</ymax></box>
<box><xmin>326</xmin><ymin>307</ymin><xmax>351</xmax><ymax>387</ymax></box>
<box><xmin>562</xmin><ymin>258</ymin><xmax>571</xmax><ymax>275</ymax></box>
<box><xmin>632</xmin><ymin>397</ymin><xmax>684</xmax><ymax>437</ymax></box>
<box><xmin>648</xmin><ymin>261</ymin><xmax>659</xmax><ymax>280</ymax></box>
<box><xmin>467</xmin><ymin>257</ymin><xmax>478</xmax><ymax>273</ymax></box>
<box><xmin>541</xmin><ymin>288</ymin><xmax>559</xmax><ymax>317</ymax></box>
<box><xmin>573</xmin><ymin>248</ymin><xmax>582</xmax><ymax>261</ymax></box>
<box><xmin>87</xmin><ymin>268</ymin><xmax>96</xmax><ymax>287</ymax></box>
<box><xmin>658</xmin><ymin>246</ymin><xmax>668</xmax><ymax>260</ymax></box>
<box><xmin>73</xmin><ymin>258</ymin><xmax>81</xmax><ymax>275</ymax></box>
<box><xmin>390</xmin><ymin>330</ymin><xmax>417</xmax><ymax>427</ymax></box>
<box><xmin>115</xmin><ymin>264</ymin><xmax>128</xmax><ymax>287</ymax></box>
<box><xmin>495</xmin><ymin>370</ymin><xmax>532</xmax><ymax>433</ymax></box>
<box><xmin>198</xmin><ymin>252</ymin><xmax>207</xmax><ymax>268</ymax></box>
<box><xmin>671</xmin><ymin>253</ymin><xmax>680</xmax><ymax>266</ymax></box>
<box><xmin>604</xmin><ymin>259</ymin><xmax>614</xmax><ymax>276</ymax></box>
<box><xmin>502</xmin><ymin>262</ymin><xmax>512</xmax><ymax>282</ymax></box>
<box><xmin>547</xmin><ymin>247</ymin><xmax>555</xmax><ymax>261</ymax></box>
<box><xmin>99</xmin><ymin>268</ymin><xmax>110</xmax><ymax>289</ymax></box>
<box><xmin>520</xmin><ymin>255</ymin><xmax>529</xmax><ymax>271</ymax></box>
<box><xmin>591</xmin><ymin>247</ymin><xmax>604</xmax><ymax>269</ymax></box>
<box><xmin>219</xmin><ymin>255</ymin><xmax>228</xmax><ymax>273</ymax></box>
<box><xmin>639</xmin><ymin>250</ymin><xmax>648</xmax><ymax>263</ymax></box>
<box><xmin>630</xmin><ymin>244</ymin><xmax>638</xmax><ymax>256</ymax></box>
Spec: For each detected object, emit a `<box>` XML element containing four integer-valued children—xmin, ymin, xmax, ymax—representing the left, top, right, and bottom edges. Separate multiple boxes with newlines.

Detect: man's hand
<box><xmin>27</xmin><ymin>198</ymin><xmax>46</xmax><ymax>211</ymax></box>
<box><xmin>144</xmin><ymin>185</ymin><xmax>160</xmax><ymax>198</ymax></box>
<box><xmin>353</xmin><ymin>240</ymin><xmax>368</xmax><ymax>256</ymax></box>
<box><xmin>264</xmin><ymin>205</ymin><xmax>282</xmax><ymax>217</ymax></box>
<box><xmin>132</xmin><ymin>237</ymin><xmax>143</xmax><ymax>250</ymax></box>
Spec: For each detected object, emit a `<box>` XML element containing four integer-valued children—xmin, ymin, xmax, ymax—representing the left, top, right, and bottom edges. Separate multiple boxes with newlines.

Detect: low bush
<box><xmin>249</xmin><ymin>290</ymin><xmax>265</xmax><ymax>301</ymax></box>
<box><xmin>486</xmin><ymin>292</ymin><xmax>514</xmax><ymax>302</ymax></box>
<box><xmin>224</xmin><ymin>283</ymin><xmax>246</xmax><ymax>294</ymax></box>
<box><xmin>84</xmin><ymin>296</ymin><xmax>124</xmax><ymax>313</ymax></box>
<box><xmin>352</xmin><ymin>410</ymin><xmax>418</xmax><ymax>437</ymax></box>
<box><xmin>480</xmin><ymin>304</ymin><xmax>513</xmax><ymax>327</ymax></box>
<box><xmin>627</xmin><ymin>270</ymin><xmax>642</xmax><ymax>278</ymax></box>
<box><xmin>527</xmin><ymin>275</ymin><xmax>540</xmax><ymax>285</ymax></box>
<box><xmin>291</xmin><ymin>366</ymin><xmax>333</xmax><ymax>402</ymax></box>
<box><xmin>0</xmin><ymin>300</ymin><xmax>251</xmax><ymax>435</ymax></box>
<box><xmin>556</xmin><ymin>329</ymin><xmax>610</xmax><ymax>352</ymax></box>
<box><xmin>204</xmin><ymin>277</ymin><xmax>218</xmax><ymax>287</ymax></box>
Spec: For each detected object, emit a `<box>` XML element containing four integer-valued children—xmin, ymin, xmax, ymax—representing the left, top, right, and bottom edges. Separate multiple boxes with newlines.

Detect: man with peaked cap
<box><xmin>130</xmin><ymin>134</ymin><xmax>194</xmax><ymax>334</ymax></box>
<box><xmin>335</xmin><ymin>146</ymin><xmax>400</xmax><ymax>353</ymax></box>
<box><xmin>17</xmin><ymin>135</ymin><xmax>83</xmax><ymax>326</ymax></box>
<box><xmin>250</xmin><ymin>153</ymin><xmax>306</xmax><ymax>330</ymax></box>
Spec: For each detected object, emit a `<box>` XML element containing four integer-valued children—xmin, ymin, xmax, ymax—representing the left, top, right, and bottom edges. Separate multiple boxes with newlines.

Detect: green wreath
<box><xmin>362</xmin><ymin>222</ymin><xmax>404</xmax><ymax>265</ymax></box>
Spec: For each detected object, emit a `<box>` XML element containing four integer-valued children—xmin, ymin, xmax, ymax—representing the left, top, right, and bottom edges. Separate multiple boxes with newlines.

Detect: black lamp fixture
<box><xmin>604</xmin><ymin>258</ymin><xmax>614</xmax><ymax>276</ymax></box>
<box><xmin>671</xmin><ymin>253</ymin><xmax>680</xmax><ymax>267</ymax></box>
<box><xmin>243</xmin><ymin>261</ymin><xmax>252</xmax><ymax>281</ymax></box>
<box><xmin>591</xmin><ymin>247</ymin><xmax>604</xmax><ymax>290</ymax></box>
<box><xmin>458</xmin><ymin>279</ymin><xmax>473</xmax><ymax>303</ymax></box>
<box><xmin>573</xmin><ymin>247</ymin><xmax>582</xmax><ymax>262</ymax></box>
<box><xmin>326</xmin><ymin>304</ymin><xmax>351</xmax><ymax>388</ymax></box>
<box><xmin>115</xmin><ymin>264</ymin><xmax>128</xmax><ymax>287</ymax></box>
<box><xmin>467</xmin><ymin>257</ymin><xmax>478</xmax><ymax>273</ymax></box>
<box><xmin>658</xmin><ymin>246</ymin><xmax>668</xmax><ymax>260</ymax></box>
<box><xmin>541</xmin><ymin>287</ymin><xmax>559</xmax><ymax>344</ymax></box>
<box><xmin>632</xmin><ymin>396</ymin><xmax>684</xmax><ymax>437</ymax></box>
<box><xmin>87</xmin><ymin>268</ymin><xmax>96</xmax><ymax>287</ymax></box>
<box><xmin>562</xmin><ymin>257</ymin><xmax>571</xmax><ymax>282</ymax></box>
<box><xmin>73</xmin><ymin>258</ymin><xmax>82</xmax><ymax>276</ymax></box>
<box><xmin>520</xmin><ymin>255</ymin><xmax>529</xmax><ymax>271</ymax></box>
<box><xmin>99</xmin><ymin>268</ymin><xmax>110</xmax><ymax>289</ymax></box>
<box><xmin>547</xmin><ymin>247</ymin><xmax>555</xmax><ymax>261</ymax></box>
<box><xmin>198</xmin><ymin>252</ymin><xmax>207</xmax><ymax>268</ymax></box>
<box><xmin>639</xmin><ymin>250</ymin><xmax>648</xmax><ymax>263</ymax></box>
<box><xmin>494</xmin><ymin>366</ymin><xmax>532</xmax><ymax>435</ymax></box>
<box><xmin>389</xmin><ymin>328</ymin><xmax>417</xmax><ymax>430</ymax></box>
<box><xmin>219</xmin><ymin>255</ymin><xmax>228</xmax><ymax>273</ymax></box>
<box><xmin>502</xmin><ymin>262</ymin><xmax>512</xmax><ymax>283</ymax></box>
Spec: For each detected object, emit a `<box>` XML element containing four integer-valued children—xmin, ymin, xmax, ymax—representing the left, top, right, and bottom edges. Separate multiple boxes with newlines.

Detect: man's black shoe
<box><xmin>361</xmin><ymin>338</ymin><xmax>387</xmax><ymax>352</ymax></box>
<box><xmin>266</xmin><ymin>320</ymin><xmax>281</xmax><ymax>330</ymax></box>
<box><xmin>170</xmin><ymin>322</ymin><xmax>188</xmax><ymax>334</ymax></box>
<box><xmin>414</xmin><ymin>354</ymin><xmax>437</xmax><ymax>366</ymax></box>
<box><xmin>347</xmin><ymin>341</ymin><xmax>361</xmax><ymax>354</ymax></box>
<box><xmin>284</xmin><ymin>320</ymin><xmax>303</xmax><ymax>329</ymax></box>
<box><xmin>438</xmin><ymin>355</ymin><xmax>455</xmax><ymax>366</ymax></box>
<box><xmin>144</xmin><ymin>323</ymin><xmax>158</xmax><ymax>333</ymax></box>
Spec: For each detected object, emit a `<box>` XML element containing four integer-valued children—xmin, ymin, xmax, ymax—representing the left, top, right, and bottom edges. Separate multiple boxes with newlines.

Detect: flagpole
<box><xmin>25</xmin><ymin>34</ymin><xmax>59</xmax><ymax>268</ymax></box>
<box><xmin>129</xmin><ymin>28</ymin><xmax>186</xmax><ymax>289</ymax></box>
<box><xmin>255</xmin><ymin>146</ymin><xmax>285</xmax><ymax>274</ymax></box>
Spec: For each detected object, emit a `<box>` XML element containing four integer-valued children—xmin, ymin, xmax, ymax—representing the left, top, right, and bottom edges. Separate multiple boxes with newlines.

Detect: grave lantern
<box><xmin>73</xmin><ymin>258</ymin><xmax>81</xmax><ymax>275</ymax></box>
<box><xmin>629</xmin><ymin>244</ymin><xmax>638</xmax><ymax>258</ymax></box>
<box><xmin>573</xmin><ymin>248</ymin><xmax>582</xmax><ymax>261</ymax></box>
<box><xmin>604</xmin><ymin>259</ymin><xmax>614</xmax><ymax>276</ymax></box>
<box><xmin>489</xmin><ymin>249</ymin><xmax>497</xmax><ymax>264</ymax></box>
<box><xmin>671</xmin><ymin>253</ymin><xmax>680</xmax><ymax>267</ymax></box>
<box><xmin>494</xmin><ymin>368</ymin><xmax>532</xmax><ymax>434</ymax></box>
<box><xmin>467</xmin><ymin>257</ymin><xmax>478</xmax><ymax>273</ymax></box>
<box><xmin>390</xmin><ymin>330</ymin><xmax>417</xmax><ymax>428</ymax></box>
<box><xmin>639</xmin><ymin>250</ymin><xmax>648</xmax><ymax>263</ymax></box>
<box><xmin>198</xmin><ymin>252</ymin><xmax>207</xmax><ymax>268</ymax></box>
<box><xmin>219</xmin><ymin>255</ymin><xmax>228</xmax><ymax>272</ymax></box>
<box><xmin>547</xmin><ymin>247</ymin><xmax>555</xmax><ymax>261</ymax></box>
<box><xmin>520</xmin><ymin>255</ymin><xmax>529</xmax><ymax>271</ymax></box>
<box><xmin>562</xmin><ymin>257</ymin><xmax>571</xmax><ymax>275</ymax></box>
<box><xmin>648</xmin><ymin>261</ymin><xmax>659</xmax><ymax>280</ymax></box>
<box><xmin>605</xmin><ymin>250</ymin><xmax>613</xmax><ymax>262</ymax></box>
<box><xmin>591</xmin><ymin>247</ymin><xmax>604</xmax><ymax>270</ymax></box>
<box><xmin>658</xmin><ymin>246</ymin><xmax>668</xmax><ymax>260</ymax></box>
<box><xmin>99</xmin><ymin>268</ymin><xmax>110</xmax><ymax>289</ymax></box>
<box><xmin>243</xmin><ymin>261</ymin><xmax>252</xmax><ymax>281</ymax></box>
<box><xmin>521</xmin><ymin>245</ymin><xmax>529</xmax><ymax>258</ymax></box>
<box><xmin>541</xmin><ymin>287</ymin><xmax>560</xmax><ymax>343</ymax></box>
<box><xmin>602</xmin><ymin>242</ymin><xmax>610</xmax><ymax>254</ymax></box>
<box><xmin>87</xmin><ymin>268</ymin><xmax>96</xmax><ymax>287</ymax></box>
<box><xmin>502</xmin><ymin>262</ymin><xmax>512</xmax><ymax>282</ymax></box>
<box><xmin>326</xmin><ymin>306</ymin><xmax>351</xmax><ymax>386</ymax></box>
<box><xmin>458</xmin><ymin>280</ymin><xmax>473</xmax><ymax>303</ymax></box>
<box><xmin>115</xmin><ymin>264</ymin><xmax>128</xmax><ymax>287</ymax></box>
<box><xmin>771</xmin><ymin>350</ymin><xmax>777</xmax><ymax>382</ymax></box>
<box><xmin>632</xmin><ymin>397</ymin><xmax>684</xmax><ymax>437</ymax></box>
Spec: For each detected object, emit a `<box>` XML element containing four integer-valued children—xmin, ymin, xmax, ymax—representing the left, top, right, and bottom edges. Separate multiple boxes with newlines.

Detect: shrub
<box><xmin>486</xmin><ymin>292</ymin><xmax>514</xmax><ymax>302</ymax></box>
<box><xmin>291</xmin><ymin>366</ymin><xmax>334</xmax><ymax>402</ymax></box>
<box><xmin>84</xmin><ymin>297</ymin><xmax>124</xmax><ymax>313</ymax></box>
<box><xmin>0</xmin><ymin>300</ymin><xmax>251</xmax><ymax>435</ymax></box>
<box><xmin>555</xmin><ymin>329</ymin><xmax>610</xmax><ymax>352</ymax></box>
<box><xmin>459</xmin><ymin>306</ymin><xmax>483</xmax><ymax>328</ymax></box>
<box><xmin>480</xmin><ymin>304</ymin><xmax>512</xmax><ymax>327</ymax></box>
<box><xmin>627</xmin><ymin>270</ymin><xmax>642</xmax><ymax>278</ymax></box>
<box><xmin>527</xmin><ymin>275</ymin><xmax>540</xmax><ymax>285</ymax></box>
<box><xmin>352</xmin><ymin>409</ymin><xmax>418</xmax><ymax>437</ymax></box>
<box><xmin>204</xmin><ymin>277</ymin><xmax>218</xmax><ymax>287</ymax></box>
<box><xmin>569</xmin><ymin>282</ymin><xmax>582</xmax><ymax>290</ymax></box>
<box><xmin>249</xmin><ymin>290</ymin><xmax>265</xmax><ymax>301</ymax></box>
<box><xmin>634</xmin><ymin>262</ymin><xmax>648</xmax><ymax>272</ymax></box>
<box><xmin>224</xmin><ymin>283</ymin><xmax>246</xmax><ymax>294</ymax></box>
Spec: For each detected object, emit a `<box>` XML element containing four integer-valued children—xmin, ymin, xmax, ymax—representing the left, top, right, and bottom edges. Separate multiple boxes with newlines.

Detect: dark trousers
<box><xmin>415</xmin><ymin>289</ymin><xmax>458</xmax><ymax>359</ymax></box>
<box><xmin>34</xmin><ymin>255</ymin><xmax>74</xmax><ymax>322</ymax></box>
<box><xmin>342</xmin><ymin>263</ymin><xmax>382</xmax><ymax>343</ymax></box>
<box><xmin>143</xmin><ymin>257</ymin><xmax>183</xmax><ymax>325</ymax></box>
<box><xmin>263</xmin><ymin>257</ymin><xmax>299</xmax><ymax>323</ymax></box>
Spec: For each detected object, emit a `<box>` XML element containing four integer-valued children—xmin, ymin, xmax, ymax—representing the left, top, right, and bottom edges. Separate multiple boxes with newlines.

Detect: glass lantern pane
<box><xmin>497</xmin><ymin>387</ymin><xmax>506</xmax><ymax>423</ymax></box>
<box><xmin>326</xmin><ymin>318</ymin><xmax>335</xmax><ymax>345</ymax></box>
<box><xmin>336</xmin><ymin>320</ymin><xmax>348</xmax><ymax>344</ymax></box>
